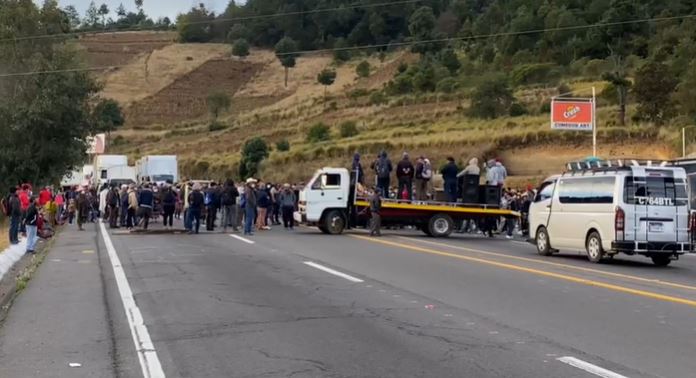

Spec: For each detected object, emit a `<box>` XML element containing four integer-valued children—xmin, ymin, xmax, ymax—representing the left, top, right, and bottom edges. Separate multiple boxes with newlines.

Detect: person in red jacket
<box><xmin>18</xmin><ymin>184</ymin><xmax>31</xmax><ymax>233</ymax></box>
<box><xmin>39</xmin><ymin>186</ymin><xmax>52</xmax><ymax>207</ymax></box>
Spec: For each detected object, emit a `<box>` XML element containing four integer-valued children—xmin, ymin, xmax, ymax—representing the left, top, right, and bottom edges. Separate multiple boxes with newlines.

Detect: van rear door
<box><xmin>623</xmin><ymin>170</ymin><xmax>689</xmax><ymax>247</ymax></box>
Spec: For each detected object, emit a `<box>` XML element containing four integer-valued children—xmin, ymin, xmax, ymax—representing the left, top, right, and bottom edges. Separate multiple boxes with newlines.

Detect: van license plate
<box><xmin>649</xmin><ymin>222</ymin><xmax>664</xmax><ymax>233</ymax></box>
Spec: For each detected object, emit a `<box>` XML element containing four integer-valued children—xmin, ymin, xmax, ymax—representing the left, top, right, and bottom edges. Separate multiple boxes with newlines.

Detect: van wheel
<box><xmin>586</xmin><ymin>231</ymin><xmax>604</xmax><ymax>263</ymax></box>
<box><xmin>318</xmin><ymin>225</ymin><xmax>329</xmax><ymax>234</ymax></box>
<box><xmin>536</xmin><ymin>227</ymin><xmax>552</xmax><ymax>256</ymax></box>
<box><xmin>323</xmin><ymin>210</ymin><xmax>345</xmax><ymax>235</ymax></box>
<box><xmin>428</xmin><ymin>214</ymin><xmax>454</xmax><ymax>238</ymax></box>
<box><xmin>651</xmin><ymin>255</ymin><xmax>672</xmax><ymax>266</ymax></box>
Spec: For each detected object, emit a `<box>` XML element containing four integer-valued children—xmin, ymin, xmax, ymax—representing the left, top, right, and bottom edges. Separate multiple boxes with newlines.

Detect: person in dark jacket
<box><xmin>7</xmin><ymin>188</ymin><xmax>21</xmax><ymax>245</ymax></box>
<box><xmin>373</xmin><ymin>151</ymin><xmax>392</xmax><ymax>198</ymax></box>
<box><xmin>369</xmin><ymin>187</ymin><xmax>382</xmax><ymax>237</ymax></box>
<box><xmin>221</xmin><ymin>179</ymin><xmax>240</xmax><ymax>232</ymax></box>
<box><xmin>119</xmin><ymin>185</ymin><xmax>129</xmax><ymax>227</ymax></box>
<box><xmin>278</xmin><ymin>183</ymin><xmax>297</xmax><ymax>230</ymax></box>
<box><xmin>187</xmin><ymin>184</ymin><xmax>204</xmax><ymax>234</ymax></box>
<box><xmin>24</xmin><ymin>197</ymin><xmax>39</xmax><ymax>254</ymax></box>
<box><xmin>205</xmin><ymin>182</ymin><xmax>220</xmax><ymax>231</ymax></box>
<box><xmin>396</xmin><ymin>152</ymin><xmax>415</xmax><ymax>201</ymax></box>
<box><xmin>106</xmin><ymin>185</ymin><xmax>121</xmax><ymax>229</ymax></box>
<box><xmin>243</xmin><ymin>179</ymin><xmax>258</xmax><ymax>235</ymax></box>
<box><xmin>160</xmin><ymin>183</ymin><xmax>176</xmax><ymax>229</ymax></box>
<box><xmin>440</xmin><ymin>157</ymin><xmax>459</xmax><ymax>203</ymax></box>
<box><xmin>351</xmin><ymin>153</ymin><xmax>364</xmax><ymax>185</ymax></box>
<box><xmin>138</xmin><ymin>184</ymin><xmax>155</xmax><ymax>230</ymax></box>
<box><xmin>76</xmin><ymin>189</ymin><xmax>90</xmax><ymax>231</ymax></box>
<box><xmin>256</xmin><ymin>181</ymin><xmax>271</xmax><ymax>231</ymax></box>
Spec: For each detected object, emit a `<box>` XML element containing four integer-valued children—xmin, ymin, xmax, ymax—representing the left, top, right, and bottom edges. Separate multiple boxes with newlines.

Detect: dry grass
<box><xmin>100</xmin><ymin>43</ymin><xmax>232</xmax><ymax>105</ymax></box>
<box><xmin>0</xmin><ymin>219</ymin><xmax>8</xmax><ymax>252</ymax></box>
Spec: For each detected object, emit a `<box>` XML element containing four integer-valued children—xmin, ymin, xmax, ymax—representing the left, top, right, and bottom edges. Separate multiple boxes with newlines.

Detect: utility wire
<box><xmin>0</xmin><ymin>0</ymin><xmax>423</xmax><ymax>44</ymax></box>
<box><xmin>1</xmin><ymin>12</ymin><xmax>694</xmax><ymax>78</ymax></box>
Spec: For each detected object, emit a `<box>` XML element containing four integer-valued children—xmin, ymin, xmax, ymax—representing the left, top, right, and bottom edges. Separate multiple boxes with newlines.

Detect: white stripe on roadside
<box><xmin>230</xmin><ymin>234</ymin><xmax>255</xmax><ymax>244</ymax></box>
<box><xmin>557</xmin><ymin>356</ymin><xmax>628</xmax><ymax>378</ymax></box>
<box><xmin>303</xmin><ymin>261</ymin><xmax>364</xmax><ymax>283</ymax></box>
<box><xmin>99</xmin><ymin>222</ymin><xmax>165</xmax><ymax>378</ymax></box>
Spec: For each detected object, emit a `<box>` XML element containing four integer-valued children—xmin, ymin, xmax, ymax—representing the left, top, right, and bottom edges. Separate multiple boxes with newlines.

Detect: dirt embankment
<box><xmin>78</xmin><ymin>31</ymin><xmax>176</xmax><ymax>68</ymax></box>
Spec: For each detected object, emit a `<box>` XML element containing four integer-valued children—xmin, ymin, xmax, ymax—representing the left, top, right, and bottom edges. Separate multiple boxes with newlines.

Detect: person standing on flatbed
<box><xmin>369</xmin><ymin>188</ymin><xmax>382</xmax><ymax>237</ymax></box>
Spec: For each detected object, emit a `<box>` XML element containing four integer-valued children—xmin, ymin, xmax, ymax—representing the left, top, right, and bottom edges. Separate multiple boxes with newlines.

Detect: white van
<box><xmin>529</xmin><ymin>160</ymin><xmax>694</xmax><ymax>266</ymax></box>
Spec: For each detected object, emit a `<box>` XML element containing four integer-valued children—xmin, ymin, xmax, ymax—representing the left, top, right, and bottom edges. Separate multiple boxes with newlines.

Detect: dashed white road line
<box><xmin>99</xmin><ymin>221</ymin><xmax>165</xmax><ymax>378</ymax></box>
<box><xmin>303</xmin><ymin>261</ymin><xmax>364</xmax><ymax>283</ymax></box>
<box><xmin>230</xmin><ymin>234</ymin><xmax>255</xmax><ymax>244</ymax></box>
<box><xmin>557</xmin><ymin>356</ymin><xmax>628</xmax><ymax>378</ymax></box>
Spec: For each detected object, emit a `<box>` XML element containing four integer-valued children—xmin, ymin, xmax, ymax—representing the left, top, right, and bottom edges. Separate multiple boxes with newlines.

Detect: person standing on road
<box><xmin>256</xmin><ymin>181</ymin><xmax>270</xmax><ymax>231</ymax></box>
<box><xmin>187</xmin><ymin>184</ymin><xmax>204</xmax><ymax>234</ymax></box>
<box><xmin>441</xmin><ymin>157</ymin><xmax>459</xmax><ymax>203</ymax></box>
<box><xmin>161</xmin><ymin>183</ymin><xmax>176</xmax><ymax>230</ymax></box>
<box><xmin>18</xmin><ymin>184</ymin><xmax>30</xmax><ymax>234</ymax></box>
<box><xmin>38</xmin><ymin>186</ymin><xmax>51</xmax><ymax>208</ymax></box>
<box><xmin>24</xmin><ymin>197</ymin><xmax>39</xmax><ymax>254</ymax></box>
<box><xmin>221</xmin><ymin>179</ymin><xmax>240</xmax><ymax>233</ymax></box>
<box><xmin>55</xmin><ymin>191</ymin><xmax>65</xmax><ymax>225</ymax></box>
<box><xmin>106</xmin><ymin>185</ymin><xmax>120</xmax><ymax>229</ymax></box>
<box><xmin>374</xmin><ymin>151</ymin><xmax>392</xmax><ymax>199</ymax></box>
<box><xmin>138</xmin><ymin>184</ymin><xmax>155</xmax><ymax>230</ymax></box>
<box><xmin>5</xmin><ymin>188</ymin><xmax>21</xmax><ymax>245</ymax></box>
<box><xmin>126</xmin><ymin>185</ymin><xmax>138</xmax><ymax>230</ymax></box>
<box><xmin>242</xmin><ymin>179</ymin><xmax>258</xmax><ymax>235</ymax></box>
<box><xmin>396</xmin><ymin>152</ymin><xmax>415</xmax><ymax>201</ymax></box>
<box><xmin>205</xmin><ymin>182</ymin><xmax>220</xmax><ymax>231</ymax></box>
<box><xmin>369</xmin><ymin>188</ymin><xmax>382</xmax><ymax>237</ymax></box>
<box><xmin>76</xmin><ymin>188</ymin><xmax>89</xmax><ymax>231</ymax></box>
<box><xmin>279</xmin><ymin>183</ymin><xmax>297</xmax><ymax>230</ymax></box>
<box><xmin>119</xmin><ymin>185</ymin><xmax>128</xmax><ymax>227</ymax></box>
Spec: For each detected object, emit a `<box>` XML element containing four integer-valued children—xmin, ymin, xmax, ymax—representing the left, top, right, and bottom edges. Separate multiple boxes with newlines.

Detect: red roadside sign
<box><xmin>551</xmin><ymin>99</ymin><xmax>594</xmax><ymax>131</ymax></box>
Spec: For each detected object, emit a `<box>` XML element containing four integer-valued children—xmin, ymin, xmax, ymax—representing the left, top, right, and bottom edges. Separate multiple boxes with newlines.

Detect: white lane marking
<box><xmin>230</xmin><ymin>234</ymin><xmax>255</xmax><ymax>244</ymax></box>
<box><xmin>99</xmin><ymin>222</ymin><xmax>165</xmax><ymax>378</ymax></box>
<box><xmin>303</xmin><ymin>261</ymin><xmax>364</xmax><ymax>283</ymax></box>
<box><xmin>557</xmin><ymin>356</ymin><xmax>628</xmax><ymax>378</ymax></box>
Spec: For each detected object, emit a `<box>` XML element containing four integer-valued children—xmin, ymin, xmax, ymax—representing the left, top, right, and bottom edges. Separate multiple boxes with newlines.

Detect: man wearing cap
<box><xmin>279</xmin><ymin>183</ymin><xmax>297</xmax><ymax>230</ymax></box>
<box><xmin>187</xmin><ymin>183</ymin><xmax>205</xmax><ymax>234</ymax></box>
<box><xmin>242</xmin><ymin>178</ymin><xmax>258</xmax><ymax>235</ymax></box>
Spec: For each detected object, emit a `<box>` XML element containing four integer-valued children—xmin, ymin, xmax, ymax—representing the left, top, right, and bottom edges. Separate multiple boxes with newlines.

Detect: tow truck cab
<box><xmin>296</xmin><ymin>168</ymin><xmax>351</xmax><ymax>233</ymax></box>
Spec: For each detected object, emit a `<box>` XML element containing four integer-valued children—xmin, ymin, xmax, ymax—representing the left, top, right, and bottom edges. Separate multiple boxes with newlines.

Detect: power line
<box><xmin>0</xmin><ymin>0</ymin><xmax>423</xmax><ymax>44</ymax></box>
<box><xmin>0</xmin><ymin>65</ymin><xmax>120</xmax><ymax>78</ymax></box>
<box><xmin>1</xmin><ymin>12</ymin><xmax>694</xmax><ymax>78</ymax></box>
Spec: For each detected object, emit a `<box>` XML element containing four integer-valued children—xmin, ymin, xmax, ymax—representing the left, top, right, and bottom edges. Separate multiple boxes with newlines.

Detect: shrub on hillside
<box><xmin>511</xmin><ymin>63</ymin><xmax>559</xmax><ymax>86</ymax></box>
<box><xmin>369</xmin><ymin>91</ymin><xmax>387</xmax><ymax>105</ymax></box>
<box><xmin>240</xmin><ymin>137</ymin><xmax>269</xmax><ymax>179</ymax></box>
<box><xmin>356</xmin><ymin>60</ymin><xmax>371</xmax><ymax>78</ymax></box>
<box><xmin>509</xmin><ymin>102</ymin><xmax>528</xmax><ymax>117</ymax></box>
<box><xmin>469</xmin><ymin>75</ymin><xmax>515</xmax><ymax>119</ymax></box>
<box><xmin>339</xmin><ymin>121</ymin><xmax>359</xmax><ymax>138</ymax></box>
<box><xmin>436</xmin><ymin>77</ymin><xmax>458</xmax><ymax>93</ymax></box>
<box><xmin>306</xmin><ymin>122</ymin><xmax>331</xmax><ymax>143</ymax></box>
<box><xmin>276</xmin><ymin>139</ymin><xmax>290</xmax><ymax>151</ymax></box>
<box><xmin>208</xmin><ymin>121</ymin><xmax>227</xmax><ymax>131</ymax></box>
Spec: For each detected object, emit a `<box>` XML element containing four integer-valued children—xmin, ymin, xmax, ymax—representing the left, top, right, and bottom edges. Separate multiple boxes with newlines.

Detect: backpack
<box><xmin>204</xmin><ymin>191</ymin><xmax>213</xmax><ymax>206</ymax></box>
<box><xmin>376</xmin><ymin>159</ymin><xmax>390</xmax><ymax>179</ymax></box>
<box><xmin>422</xmin><ymin>161</ymin><xmax>433</xmax><ymax>180</ymax></box>
<box><xmin>108</xmin><ymin>191</ymin><xmax>119</xmax><ymax>207</ymax></box>
<box><xmin>240</xmin><ymin>193</ymin><xmax>247</xmax><ymax>209</ymax></box>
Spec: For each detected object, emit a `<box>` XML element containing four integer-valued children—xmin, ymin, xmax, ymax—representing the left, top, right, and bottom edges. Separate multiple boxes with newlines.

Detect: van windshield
<box><xmin>623</xmin><ymin>176</ymin><xmax>687</xmax><ymax>206</ymax></box>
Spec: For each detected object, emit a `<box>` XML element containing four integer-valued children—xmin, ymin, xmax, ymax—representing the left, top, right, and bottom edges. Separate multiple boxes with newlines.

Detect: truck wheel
<box><xmin>318</xmin><ymin>225</ymin><xmax>329</xmax><ymax>234</ymax></box>
<box><xmin>586</xmin><ymin>231</ymin><xmax>604</xmax><ymax>263</ymax></box>
<box><xmin>536</xmin><ymin>227</ymin><xmax>553</xmax><ymax>256</ymax></box>
<box><xmin>651</xmin><ymin>255</ymin><xmax>672</xmax><ymax>266</ymax></box>
<box><xmin>428</xmin><ymin>214</ymin><xmax>454</xmax><ymax>238</ymax></box>
<box><xmin>421</xmin><ymin>224</ymin><xmax>432</xmax><ymax>236</ymax></box>
<box><xmin>323</xmin><ymin>210</ymin><xmax>345</xmax><ymax>235</ymax></box>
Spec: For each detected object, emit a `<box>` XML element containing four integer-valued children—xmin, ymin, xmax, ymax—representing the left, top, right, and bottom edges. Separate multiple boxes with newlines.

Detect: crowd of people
<box><xmin>2</xmin><ymin>184</ymin><xmax>62</xmax><ymax>254</ymax></box>
<box><xmin>95</xmin><ymin>179</ymin><xmax>301</xmax><ymax>236</ymax></box>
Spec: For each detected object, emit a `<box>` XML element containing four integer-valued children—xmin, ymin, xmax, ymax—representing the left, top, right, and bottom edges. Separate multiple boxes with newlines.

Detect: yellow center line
<box><xmin>349</xmin><ymin>235</ymin><xmax>696</xmax><ymax>308</ymax></box>
<box><xmin>394</xmin><ymin>236</ymin><xmax>696</xmax><ymax>292</ymax></box>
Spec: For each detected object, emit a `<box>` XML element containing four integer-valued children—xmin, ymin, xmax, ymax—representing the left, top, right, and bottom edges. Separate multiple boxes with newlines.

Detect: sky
<box><xmin>52</xmin><ymin>0</ymin><xmax>230</xmax><ymax>20</ymax></box>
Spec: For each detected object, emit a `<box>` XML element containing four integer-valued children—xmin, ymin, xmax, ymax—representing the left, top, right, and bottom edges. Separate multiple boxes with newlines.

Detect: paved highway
<box><xmin>2</xmin><ymin>221</ymin><xmax>696</xmax><ymax>377</ymax></box>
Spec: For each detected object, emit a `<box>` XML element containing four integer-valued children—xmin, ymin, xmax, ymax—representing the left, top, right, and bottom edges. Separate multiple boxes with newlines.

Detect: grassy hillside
<box><xmin>97</xmin><ymin>34</ymin><xmax>685</xmax><ymax>186</ymax></box>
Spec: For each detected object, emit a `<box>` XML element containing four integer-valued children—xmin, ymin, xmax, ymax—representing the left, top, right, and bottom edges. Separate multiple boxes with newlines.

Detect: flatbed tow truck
<box><xmin>295</xmin><ymin>167</ymin><xmax>520</xmax><ymax>237</ymax></box>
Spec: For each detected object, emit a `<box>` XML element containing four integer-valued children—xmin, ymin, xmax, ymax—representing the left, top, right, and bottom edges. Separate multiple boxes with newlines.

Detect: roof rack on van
<box><xmin>565</xmin><ymin>159</ymin><xmax>669</xmax><ymax>172</ymax></box>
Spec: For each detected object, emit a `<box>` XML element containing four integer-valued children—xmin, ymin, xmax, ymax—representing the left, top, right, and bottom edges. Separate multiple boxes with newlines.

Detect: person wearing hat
<box><xmin>278</xmin><ymin>183</ymin><xmax>297</xmax><ymax>230</ymax></box>
<box><xmin>396</xmin><ymin>152</ymin><xmax>415</xmax><ymax>201</ymax></box>
<box><xmin>76</xmin><ymin>187</ymin><xmax>90</xmax><ymax>231</ymax></box>
<box><xmin>242</xmin><ymin>178</ymin><xmax>258</xmax><ymax>235</ymax></box>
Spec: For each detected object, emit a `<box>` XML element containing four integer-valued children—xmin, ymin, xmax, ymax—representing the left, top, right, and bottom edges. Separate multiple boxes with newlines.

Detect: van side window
<box><xmin>558</xmin><ymin>176</ymin><xmax>615</xmax><ymax>204</ymax></box>
<box><xmin>311</xmin><ymin>173</ymin><xmax>341</xmax><ymax>190</ymax></box>
<box><xmin>534</xmin><ymin>181</ymin><xmax>555</xmax><ymax>202</ymax></box>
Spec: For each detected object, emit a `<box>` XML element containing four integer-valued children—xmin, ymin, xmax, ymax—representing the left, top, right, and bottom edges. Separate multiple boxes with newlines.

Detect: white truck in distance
<box><xmin>93</xmin><ymin>155</ymin><xmax>128</xmax><ymax>187</ymax></box>
<box><xmin>136</xmin><ymin>155</ymin><xmax>178</xmax><ymax>184</ymax></box>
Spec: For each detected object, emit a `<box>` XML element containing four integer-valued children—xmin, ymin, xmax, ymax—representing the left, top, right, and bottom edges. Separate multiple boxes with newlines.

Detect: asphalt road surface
<box><xmin>2</xmin><ymin>220</ymin><xmax>696</xmax><ymax>378</ymax></box>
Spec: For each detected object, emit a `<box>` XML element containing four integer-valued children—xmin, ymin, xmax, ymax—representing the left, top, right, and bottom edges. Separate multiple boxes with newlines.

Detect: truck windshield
<box><xmin>623</xmin><ymin>176</ymin><xmax>687</xmax><ymax>206</ymax></box>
